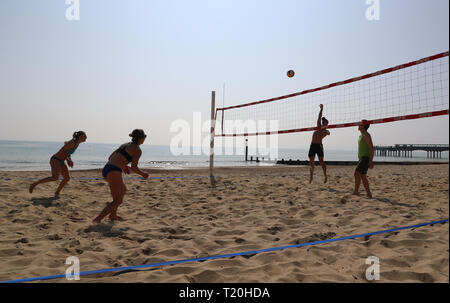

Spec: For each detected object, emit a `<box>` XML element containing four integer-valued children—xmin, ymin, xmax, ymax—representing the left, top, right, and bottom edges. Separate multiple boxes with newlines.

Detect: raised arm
<box><xmin>317</xmin><ymin>104</ymin><xmax>323</xmax><ymax>127</ymax></box>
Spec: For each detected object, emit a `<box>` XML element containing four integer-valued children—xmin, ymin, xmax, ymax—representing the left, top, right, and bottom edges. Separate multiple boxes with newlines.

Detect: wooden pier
<box><xmin>275</xmin><ymin>159</ymin><xmax>447</xmax><ymax>166</ymax></box>
<box><xmin>374</xmin><ymin>144</ymin><xmax>449</xmax><ymax>159</ymax></box>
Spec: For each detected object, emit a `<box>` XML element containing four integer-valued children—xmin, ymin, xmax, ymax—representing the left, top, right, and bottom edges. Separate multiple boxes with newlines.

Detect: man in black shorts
<box><xmin>308</xmin><ymin>104</ymin><xmax>330</xmax><ymax>183</ymax></box>
<box><xmin>353</xmin><ymin>120</ymin><xmax>374</xmax><ymax>198</ymax></box>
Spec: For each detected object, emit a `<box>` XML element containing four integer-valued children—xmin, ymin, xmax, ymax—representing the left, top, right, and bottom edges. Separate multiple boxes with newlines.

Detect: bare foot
<box><xmin>54</xmin><ymin>193</ymin><xmax>60</xmax><ymax>198</ymax></box>
<box><xmin>29</xmin><ymin>183</ymin><xmax>36</xmax><ymax>194</ymax></box>
<box><xmin>309</xmin><ymin>175</ymin><xmax>313</xmax><ymax>184</ymax></box>
<box><xmin>352</xmin><ymin>191</ymin><xmax>359</xmax><ymax>196</ymax></box>
<box><xmin>324</xmin><ymin>176</ymin><xmax>328</xmax><ymax>183</ymax></box>
<box><xmin>366</xmin><ymin>194</ymin><xmax>373</xmax><ymax>199</ymax></box>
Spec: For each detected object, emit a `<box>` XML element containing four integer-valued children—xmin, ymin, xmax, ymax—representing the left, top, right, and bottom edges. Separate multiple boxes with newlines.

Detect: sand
<box><xmin>0</xmin><ymin>164</ymin><xmax>448</xmax><ymax>283</ymax></box>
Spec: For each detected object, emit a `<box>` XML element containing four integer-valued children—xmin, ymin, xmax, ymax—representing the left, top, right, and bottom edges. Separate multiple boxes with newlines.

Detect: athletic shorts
<box><xmin>308</xmin><ymin>143</ymin><xmax>324</xmax><ymax>158</ymax></box>
<box><xmin>355</xmin><ymin>157</ymin><xmax>370</xmax><ymax>174</ymax></box>
<box><xmin>102</xmin><ymin>163</ymin><xmax>122</xmax><ymax>178</ymax></box>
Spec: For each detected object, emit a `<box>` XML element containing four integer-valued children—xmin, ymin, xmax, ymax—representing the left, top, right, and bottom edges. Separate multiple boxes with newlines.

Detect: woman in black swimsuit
<box><xmin>93</xmin><ymin>129</ymin><xmax>149</xmax><ymax>223</ymax></box>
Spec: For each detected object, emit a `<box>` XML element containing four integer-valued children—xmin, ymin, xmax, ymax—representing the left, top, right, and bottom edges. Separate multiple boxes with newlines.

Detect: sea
<box><xmin>0</xmin><ymin>140</ymin><xmax>448</xmax><ymax>171</ymax></box>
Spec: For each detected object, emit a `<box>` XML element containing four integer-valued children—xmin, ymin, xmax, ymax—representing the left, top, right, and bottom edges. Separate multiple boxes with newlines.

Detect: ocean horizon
<box><xmin>0</xmin><ymin>139</ymin><xmax>448</xmax><ymax>171</ymax></box>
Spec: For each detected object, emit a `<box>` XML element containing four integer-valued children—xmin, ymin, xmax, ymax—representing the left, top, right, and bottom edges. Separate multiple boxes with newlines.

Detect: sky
<box><xmin>0</xmin><ymin>0</ymin><xmax>448</xmax><ymax>151</ymax></box>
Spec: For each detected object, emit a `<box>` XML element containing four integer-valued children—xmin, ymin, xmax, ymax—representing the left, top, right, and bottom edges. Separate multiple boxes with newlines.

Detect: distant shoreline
<box><xmin>2</xmin><ymin>161</ymin><xmax>448</xmax><ymax>173</ymax></box>
<box><xmin>276</xmin><ymin>160</ymin><xmax>450</xmax><ymax>166</ymax></box>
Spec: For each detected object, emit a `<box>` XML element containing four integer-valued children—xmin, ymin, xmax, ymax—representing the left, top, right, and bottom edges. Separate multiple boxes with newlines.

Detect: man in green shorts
<box><xmin>353</xmin><ymin>120</ymin><xmax>374</xmax><ymax>198</ymax></box>
<box><xmin>308</xmin><ymin>104</ymin><xmax>330</xmax><ymax>183</ymax></box>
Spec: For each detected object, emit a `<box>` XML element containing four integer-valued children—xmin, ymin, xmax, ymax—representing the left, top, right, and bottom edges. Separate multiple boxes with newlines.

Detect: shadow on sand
<box><xmin>84</xmin><ymin>223</ymin><xmax>130</xmax><ymax>238</ymax></box>
<box><xmin>31</xmin><ymin>196</ymin><xmax>60</xmax><ymax>208</ymax></box>
<box><xmin>374</xmin><ymin>197</ymin><xmax>415</xmax><ymax>208</ymax></box>
<box><xmin>111</xmin><ymin>267</ymin><xmax>159</xmax><ymax>277</ymax></box>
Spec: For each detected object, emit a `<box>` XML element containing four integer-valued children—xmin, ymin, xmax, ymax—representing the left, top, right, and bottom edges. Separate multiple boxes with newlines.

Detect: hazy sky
<box><xmin>0</xmin><ymin>0</ymin><xmax>448</xmax><ymax>150</ymax></box>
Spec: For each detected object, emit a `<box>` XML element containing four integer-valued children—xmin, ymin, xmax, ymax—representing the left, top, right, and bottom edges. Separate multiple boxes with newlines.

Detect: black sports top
<box><xmin>115</xmin><ymin>143</ymin><xmax>133</xmax><ymax>163</ymax></box>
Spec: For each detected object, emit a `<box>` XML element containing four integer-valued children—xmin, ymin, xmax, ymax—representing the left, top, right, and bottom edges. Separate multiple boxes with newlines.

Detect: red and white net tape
<box><xmin>216</xmin><ymin>109</ymin><xmax>449</xmax><ymax>137</ymax></box>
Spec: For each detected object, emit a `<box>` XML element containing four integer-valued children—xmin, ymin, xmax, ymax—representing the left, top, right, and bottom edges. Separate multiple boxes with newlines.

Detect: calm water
<box><xmin>0</xmin><ymin>140</ymin><xmax>447</xmax><ymax>171</ymax></box>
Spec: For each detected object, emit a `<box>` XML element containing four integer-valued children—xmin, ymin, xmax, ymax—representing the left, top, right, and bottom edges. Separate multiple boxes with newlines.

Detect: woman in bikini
<box><xmin>93</xmin><ymin>129</ymin><xmax>149</xmax><ymax>223</ymax></box>
<box><xmin>29</xmin><ymin>131</ymin><xmax>87</xmax><ymax>196</ymax></box>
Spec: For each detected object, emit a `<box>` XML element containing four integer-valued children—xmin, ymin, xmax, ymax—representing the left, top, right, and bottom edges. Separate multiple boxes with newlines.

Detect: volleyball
<box><xmin>287</xmin><ymin>70</ymin><xmax>295</xmax><ymax>78</ymax></box>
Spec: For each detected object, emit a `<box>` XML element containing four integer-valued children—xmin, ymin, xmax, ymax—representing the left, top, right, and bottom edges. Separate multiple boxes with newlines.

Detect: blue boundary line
<box><xmin>1</xmin><ymin>218</ymin><xmax>448</xmax><ymax>283</ymax></box>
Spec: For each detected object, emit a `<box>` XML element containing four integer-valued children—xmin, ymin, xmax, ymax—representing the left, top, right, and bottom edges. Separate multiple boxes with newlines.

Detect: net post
<box><xmin>210</xmin><ymin>91</ymin><xmax>216</xmax><ymax>188</ymax></box>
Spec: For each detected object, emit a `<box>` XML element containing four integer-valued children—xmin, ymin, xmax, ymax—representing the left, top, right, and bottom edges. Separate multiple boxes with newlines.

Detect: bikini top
<box><xmin>65</xmin><ymin>139</ymin><xmax>78</xmax><ymax>155</ymax></box>
<box><xmin>115</xmin><ymin>143</ymin><xmax>134</xmax><ymax>163</ymax></box>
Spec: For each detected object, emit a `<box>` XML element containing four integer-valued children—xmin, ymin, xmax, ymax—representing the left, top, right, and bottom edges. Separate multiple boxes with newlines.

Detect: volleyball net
<box><xmin>214</xmin><ymin>51</ymin><xmax>449</xmax><ymax>137</ymax></box>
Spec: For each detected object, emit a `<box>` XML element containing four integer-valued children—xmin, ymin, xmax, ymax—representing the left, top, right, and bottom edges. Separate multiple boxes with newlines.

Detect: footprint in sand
<box><xmin>407</xmin><ymin>232</ymin><xmax>429</xmax><ymax>240</ymax></box>
<box><xmin>300</xmin><ymin>210</ymin><xmax>315</xmax><ymax>219</ymax></box>
<box><xmin>160</xmin><ymin>227</ymin><xmax>189</xmax><ymax>235</ymax></box>
<box><xmin>214</xmin><ymin>230</ymin><xmax>246</xmax><ymax>237</ymax></box>
<box><xmin>340</xmin><ymin>195</ymin><xmax>351</xmax><ymax>204</ymax></box>
<box><xmin>48</xmin><ymin>234</ymin><xmax>63</xmax><ymax>241</ymax></box>
<box><xmin>0</xmin><ymin>248</ymin><xmax>24</xmax><ymax>257</ymax></box>
<box><xmin>165</xmin><ymin>266</ymin><xmax>197</xmax><ymax>275</ymax></box>
<box><xmin>7</xmin><ymin>258</ymin><xmax>34</xmax><ymax>267</ymax></box>
<box><xmin>265</xmin><ymin>225</ymin><xmax>284</xmax><ymax>235</ymax></box>
<box><xmin>382</xmin><ymin>270</ymin><xmax>435</xmax><ymax>283</ymax></box>
<box><xmin>142</xmin><ymin>248</ymin><xmax>153</xmax><ymax>256</ymax></box>
<box><xmin>156</xmin><ymin>249</ymin><xmax>183</xmax><ymax>257</ymax></box>
<box><xmin>383</xmin><ymin>258</ymin><xmax>411</xmax><ymax>268</ymax></box>
<box><xmin>14</xmin><ymin>238</ymin><xmax>29</xmax><ymax>244</ymax></box>
<box><xmin>214</xmin><ymin>240</ymin><xmax>229</xmax><ymax>245</ymax></box>
<box><xmin>192</xmin><ymin>270</ymin><xmax>223</xmax><ymax>283</ymax></box>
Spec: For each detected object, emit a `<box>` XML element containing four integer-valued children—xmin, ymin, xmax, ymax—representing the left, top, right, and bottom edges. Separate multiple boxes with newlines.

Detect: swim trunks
<box><xmin>355</xmin><ymin>156</ymin><xmax>370</xmax><ymax>174</ymax></box>
<box><xmin>308</xmin><ymin>143</ymin><xmax>324</xmax><ymax>158</ymax></box>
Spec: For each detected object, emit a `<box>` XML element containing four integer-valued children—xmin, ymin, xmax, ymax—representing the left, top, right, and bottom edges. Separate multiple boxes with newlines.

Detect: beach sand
<box><xmin>0</xmin><ymin>164</ymin><xmax>448</xmax><ymax>283</ymax></box>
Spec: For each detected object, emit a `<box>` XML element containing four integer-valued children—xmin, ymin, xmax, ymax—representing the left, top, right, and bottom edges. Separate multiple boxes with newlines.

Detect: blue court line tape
<box><xmin>1</xmin><ymin>218</ymin><xmax>448</xmax><ymax>283</ymax></box>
